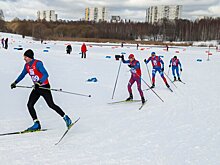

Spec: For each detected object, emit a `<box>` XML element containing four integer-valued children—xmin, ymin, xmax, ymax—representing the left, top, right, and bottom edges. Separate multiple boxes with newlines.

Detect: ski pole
<box><xmin>164</xmin><ymin>72</ymin><xmax>177</xmax><ymax>88</ymax></box>
<box><xmin>16</xmin><ymin>85</ymin><xmax>91</xmax><ymax>97</ymax></box>
<box><xmin>145</xmin><ymin>63</ymin><xmax>152</xmax><ymax>84</ymax></box>
<box><xmin>112</xmin><ymin>59</ymin><xmax>122</xmax><ymax>99</ymax></box>
<box><xmin>16</xmin><ymin>85</ymin><xmax>33</xmax><ymax>89</ymax></box>
<box><xmin>167</xmin><ymin>67</ymin><xmax>170</xmax><ymax>76</ymax></box>
<box><xmin>39</xmin><ymin>87</ymin><xmax>91</xmax><ymax>97</ymax></box>
<box><xmin>136</xmin><ymin>74</ymin><xmax>164</xmax><ymax>102</ymax></box>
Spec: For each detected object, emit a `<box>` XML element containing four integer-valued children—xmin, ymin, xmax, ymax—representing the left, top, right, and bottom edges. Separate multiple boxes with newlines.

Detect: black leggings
<box><xmin>27</xmin><ymin>84</ymin><xmax>65</xmax><ymax>120</ymax></box>
<box><xmin>81</xmin><ymin>52</ymin><xmax>86</xmax><ymax>58</ymax></box>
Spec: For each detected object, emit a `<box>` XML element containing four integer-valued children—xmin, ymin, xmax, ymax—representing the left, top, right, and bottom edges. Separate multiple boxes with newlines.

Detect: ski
<box><xmin>139</xmin><ymin>100</ymin><xmax>147</xmax><ymax>110</ymax></box>
<box><xmin>55</xmin><ymin>117</ymin><xmax>80</xmax><ymax>145</ymax></box>
<box><xmin>143</xmin><ymin>88</ymin><xmax>151</xmax><ymax>91</ymax></box>
<box><xmin>108</xmin><ymin>100</ymin><xmax>141</xmax><ymax>104</ymax></box>
<box><xmin>0</xmin><ymin>129</ymin><xmax>48</xmax><ymax>137</ymax></box>
<box><xmin>172</xmin><ymin>80</ymin><xmax>186</xmax><ymax>84</ymax></box>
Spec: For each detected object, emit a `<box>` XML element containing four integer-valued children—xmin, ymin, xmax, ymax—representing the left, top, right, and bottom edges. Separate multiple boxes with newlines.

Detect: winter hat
<box><xmin>151</xmin><ymin>52</ymin><xmax>156</xmax><ymax>55</ymax></box>
<box><xmin>24</xmin><ymin>49</ymin><xmax>34</xmax><ymax>59</ymax></box>
<box><xmin>128</xmin><ymin>54</ymin><xmax>134</xmax><ymax>59</ymax></box>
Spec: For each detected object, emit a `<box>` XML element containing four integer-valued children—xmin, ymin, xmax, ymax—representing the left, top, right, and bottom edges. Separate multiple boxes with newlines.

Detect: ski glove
<box><xmin>130</xmin><ymin>68</ymin><xmax>136</xmax><ymax>74</ymax></box>
<box><xmin>180</xmin><ymin>68</ymin><xmax>182</xmax><ymax>71</ymax></box>
<box><xmin>11</xmin><ymin>82</ymin><xmax>16</xmax><ymax>89</ymax></box>
<box><xmin>128</xmin><ymin>65</ymin><xmax>132</xmax><ymax>68</ymax></box>
<box><xmin>34</xmin><ymin>81</ymin><xmax>42</xmax><ymax>90</ymax></box>
<box><xmin>169</xmin><ymin>65</ymin><xmax>171</xmax><ymax>67</ymax></box>
<box><xmin>144</xmin><ymin>59</ymin><xmax>147</xmax><ymax>63</ymax></box>
<box><xmin>161</xmin><ymin>68</ymin><xmax>164</xmax><ymax>72</ymax></box>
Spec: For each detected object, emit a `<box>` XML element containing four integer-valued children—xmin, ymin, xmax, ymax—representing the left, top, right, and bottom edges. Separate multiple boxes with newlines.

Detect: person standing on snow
<box><xmin>169</xmin><ymin>56</ymin><xmax>182</xmax><ymax>81</ymax></box>
<box><xmin>81</xmin><ymin>43</ymin><xmax>87</xmax><ymax>58</ymax></box>
<box><xmin>121</xmin><ymin>54</ymin><xmax>145</xmax><ymax>104</ymax></box>
<box><xmin>4</xmin><ymin>38</ymin><xmax>8</xmax><ymax>49</ymax></box>
<box><xmin>1</xmin><ymin>38</ymin><xmax>4</xmax><ymax>48</ymax></box>
<box><xmin>144</xmin><ymin>52</ymin><xmax>170</xmax><ymax>89</ymax></box>
<box><xmin>10</xmin><ymin>49</ymin><xmax>72</xmax><ymax>132</ymax></box>
<box><xmin>66</xmin><ymin>44</ymin><xmax>72</xmax><ymax>54</ymax></box>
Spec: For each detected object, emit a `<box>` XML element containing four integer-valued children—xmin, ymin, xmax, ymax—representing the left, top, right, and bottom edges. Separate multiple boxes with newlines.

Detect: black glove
<box><xmin>34</xmin><ymin>81</ymin><xmax>42</xmax><ymax>90</ymax></box>
<box><xmin>128</xmin><ymin>65</ymin><xmax>132</xmax><ymax>68</ymax></box>
<box><xmin>161</xmin><ymin>68</ymin><xmax>164</xmax><ymax>72</ymax></box>
<box><xmin>169</xmin><ymin>65</ymin><xmax>171</xmax><ymax>67</ymax></box>
<box><xmin>121</xmin><ymin>55</ymin><xmax>124</xmax><ymax>59</ymax></box>
<box><xmin>144</xmin><ymin>59</ymin><xmax>147</xmax><ymax>63</ymax></box>
<box><xmin>11</xmin><ymin>82</ymin><xmax>16</xmax><ymax>89</ymax></box>
<box><xmin>180</xmin><ymin>68</ymin><xmax>182</xmax><ymax>71</ymax></box>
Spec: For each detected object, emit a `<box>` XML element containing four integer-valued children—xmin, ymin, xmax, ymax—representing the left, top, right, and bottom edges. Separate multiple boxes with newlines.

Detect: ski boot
<box><xmin>150</xmin><ymin>83</ymin><xmax>155</xmax><ymax>89</ymax></box>
<box><xmin>141</xmin><ymin>97</ymin><xmax>145</xmax><ymax>104</ymax></box>
<box><xmin>26</xmin><ymin>119</ymin><xmax>41</xmax><ymax>132</ymax></box>
<box><xmin>166</xmin><ymin>83</ymin><xmax>170</xmax><ymax>88</ymax></box>
<box><xmin>178</xmin><ymin>77</ymin><xmax>181</xmax><ymax>81</ymax></box>
<box><xmin>126</xmin><ymin>93</ymin><xmax>133</xmax><ymax>101</ymax></box>
<box><xmin>174</xmin><ymin>76</ymin><xmax>176</xmax><ymax>81</ymax></box>
<box><xmin>63</xmin><ymin>115</ymin><xmax>72</xmax><ymax>128</ymax></box>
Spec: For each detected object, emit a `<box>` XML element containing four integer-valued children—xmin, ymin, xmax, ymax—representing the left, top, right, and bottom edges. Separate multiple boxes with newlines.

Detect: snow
<box><xmin>0</xmin><ymin>32</ymin><xmax>220</xmax><ymax>165</ymax></box>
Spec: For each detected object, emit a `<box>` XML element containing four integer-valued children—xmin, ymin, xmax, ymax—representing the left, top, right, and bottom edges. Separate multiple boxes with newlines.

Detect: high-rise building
<box><xmin>111</xmin><ymin>16</ymin><xmax>121</xmax><ymax>23</ymax></box>
<box><xmin>85</xmin><ymin>7</ymin><xmax>108</xmax><ymax>22</ymax></box>
<box><xmin>146</xmin><ymin>5</ymin><xmax>182</xmax><ymax>24</ymax></box>
<box><xmin>37</xmin><ymin>10</ymin><xmax>57</xmax><ymax>22</ymax></box>
<box><xmin>0</xmin><ymin>9</ymin><xmax>4</xmax><ymax>20</ymax></box>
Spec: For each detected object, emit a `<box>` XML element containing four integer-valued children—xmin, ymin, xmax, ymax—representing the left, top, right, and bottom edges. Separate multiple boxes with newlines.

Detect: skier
<box><xmin>121</xmin><ymin>54</ymin><xmax>145</xmax><ymax>104</ymax></box>
<box><xmin>66</xmin><ymin>44</ymin><xmax>72</xmax><ymax>54</ymax></box>
<box><xmin>144</xmin><ymin>52</ymin><xmax>170</xmax><ymax>88</ymax></box>
<box><xmin>10</xmin><ymin>49</ymin><xmax>72</xmax><ymax>132</ymax></box>
<box><xmin>169</xmin><ymin>56</ymin><xmax>182</xmax><ymax>81</ymax></box>
<box><xmin>4</xmin><ymin>38</ymin><xmax>8</xmax><ymax>49</ymax></box>
<box><xmin>81</xmin><ymin>43</ymin><xmax>87</xmax><ymax>58</ymax></box>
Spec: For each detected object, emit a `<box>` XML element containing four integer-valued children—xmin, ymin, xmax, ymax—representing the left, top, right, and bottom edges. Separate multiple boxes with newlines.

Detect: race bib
<box><xmin>29</xmin><ymin>69</ymin><xmax>35</xmax><ymax>76</ymax></box>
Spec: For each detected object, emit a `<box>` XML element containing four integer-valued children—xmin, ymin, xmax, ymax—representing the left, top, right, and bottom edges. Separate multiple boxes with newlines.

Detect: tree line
<box><xmin>0</xmin><ymin>18</ymin><xmax>220</xmax><ymax>42</ymax></box>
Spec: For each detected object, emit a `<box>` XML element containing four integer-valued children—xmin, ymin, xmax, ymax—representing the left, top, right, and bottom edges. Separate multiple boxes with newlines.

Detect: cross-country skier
<box><xmin>169</xmin><ymin>56</ymin><xmax>182</xmax><ymax>81</ymax></box>
<box><xmin>121</xmin><ymin>54</ymin><xmax>145</xmax><ymax>104</ymax></box>
<box><xmin>144</xmin><ymin>52</ymin><xmax>170</xmax><ymax>88</ymax></box>
<box><xmin>10</xmin><ymin>49</ymin><xmax>72</xmax><ymax>132</ymax></box>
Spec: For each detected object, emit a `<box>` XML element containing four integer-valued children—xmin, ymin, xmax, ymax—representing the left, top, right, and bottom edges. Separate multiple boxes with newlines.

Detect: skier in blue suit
<box><xmin>169</xmin><ymin>56</ymin><xmax>182</xmax><ymax>81</ymax></box>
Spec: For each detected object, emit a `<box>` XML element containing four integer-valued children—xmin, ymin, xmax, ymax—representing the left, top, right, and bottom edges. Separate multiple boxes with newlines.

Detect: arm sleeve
<box><xmin>160</xmin><ymin>58</ymin><xmax>164</xmax><ymax>68</ymax></box>
<box><xmin>145</xmin><ymin>57</ymin><xmax>151</xmax><ymax>64</ymax></box>
<box><xmin>15</xmin><ymin>65</ymin><xmax>28</xmax><ymax>83</ymax></box>
<box><xmin>36</xmin><ymin>61</ymin><xmax>49</xmax><ymax>83</ymax></box>
<box><xmin>169</xmin><ymin>59</ymin><xmax>172</xmax><ymax>65</ymax></box>
<box><xmin>122</xmin><ymin>59</ymin><xmax>130</xmax><ymax>64</ymax></box>
<box><xmin>179</xmin><ymin>61</ymin><xmax>182</xmax><ymax>68</ymax></box>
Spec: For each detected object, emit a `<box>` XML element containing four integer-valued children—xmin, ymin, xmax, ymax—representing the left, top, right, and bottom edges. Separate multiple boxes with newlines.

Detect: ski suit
<box><xmin>169</xmin><ymin>58</ymin><xmax>182</xmax><ymax>78</ymax></box>
<box><xmin>15</xmin><ymin>59</ymin><xmax>65</xmax><ymax>120</ymax></box>
<box><xmin>122</xmin><ymin>59</ymin><xmax>144</xmax><ymax>97</ymax></box>
<box><xmin>145</xmin><ymin>56</ymin><xmax>168</xmax><ymax>85</ymax></box>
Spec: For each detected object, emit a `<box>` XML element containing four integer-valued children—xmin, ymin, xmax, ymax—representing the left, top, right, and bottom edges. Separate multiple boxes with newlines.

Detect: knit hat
<box><xmin>24</xmin><ymin>49</ymin><xmax>34</xmax><ymax>59</ymax></box>
<box><xmin>128</xmin><ymin>54</ymin><xmax>134</xmax><ymax>59</ymax></box>
<box><xmin>151</xmin><ymin>52</ymin><xmax>156</xmax><ymax>55</ymax></box>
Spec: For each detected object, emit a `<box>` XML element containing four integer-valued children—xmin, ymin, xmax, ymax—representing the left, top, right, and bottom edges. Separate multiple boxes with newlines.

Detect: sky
<box><xmin>0</xmin><ymin>0</ymin><xmax>220</xmax><ymax>21</ymax></box>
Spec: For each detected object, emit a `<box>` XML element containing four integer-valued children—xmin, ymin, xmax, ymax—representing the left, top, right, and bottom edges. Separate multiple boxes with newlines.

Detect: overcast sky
<box><xmin>0</xmin><ymin>0</ymin><xmax>220</xmax><ymax>21</ymax></box>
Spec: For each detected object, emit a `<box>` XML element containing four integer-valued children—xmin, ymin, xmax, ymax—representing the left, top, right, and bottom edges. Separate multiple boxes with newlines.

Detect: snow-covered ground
<box><xmin>0</xmin><ymin>32</ymin><xmax>220</xmax><ymax>165</ymax></box>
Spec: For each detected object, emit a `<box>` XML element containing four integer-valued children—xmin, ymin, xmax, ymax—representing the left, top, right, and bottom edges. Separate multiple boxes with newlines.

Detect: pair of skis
<box><xmin>109</xmin><ymin>100</ymin><xmax>147</xmax><ymax>110</ymax></box>
<box><xmin>0</xmin><ymin>117</ymin><xmax>80</xmax><ymax>145</ymax></box>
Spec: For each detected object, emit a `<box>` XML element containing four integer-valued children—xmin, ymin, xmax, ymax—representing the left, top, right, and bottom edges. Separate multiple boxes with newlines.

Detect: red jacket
<box><xmin>81</xmin><ymin>44</ymin><xmax>87</xmax><ymax>52</ymax></box>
